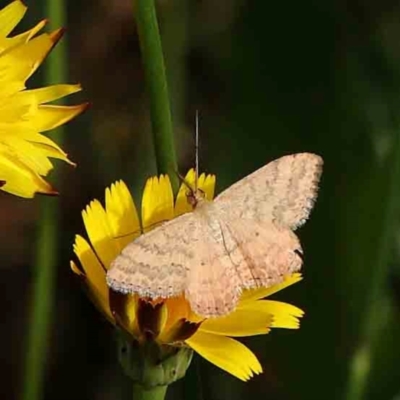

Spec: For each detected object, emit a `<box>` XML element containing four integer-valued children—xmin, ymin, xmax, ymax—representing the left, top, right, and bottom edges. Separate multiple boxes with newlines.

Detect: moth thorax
<box><xmin>186</xmin><ymin>188</ymin><xmax>206</xmax><ymax>208</ymax></box>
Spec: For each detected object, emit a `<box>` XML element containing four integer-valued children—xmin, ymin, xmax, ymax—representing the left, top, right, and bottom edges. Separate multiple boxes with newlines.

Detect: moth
<box><xmin>107</xmin><ymin>153</ymin><xmax>323</xmax><ymax>317</ymax></box>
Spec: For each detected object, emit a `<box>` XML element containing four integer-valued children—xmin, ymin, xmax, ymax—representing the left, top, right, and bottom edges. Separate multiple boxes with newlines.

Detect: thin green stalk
<box><xmin>160</xmin><ymin>0</ymin><xmax>188</xmax><ymax>151</ymax></box>
<box><xmin>132</xmin><ymin>384</ymin><xmax>168</xmax><ymax>400</ymax></box>
<box><xmin>21</xmin><ymin>2</ymin><xmax>67</xmax><ymax>400</ymax></box>
<box><xmin>135</xmin><ymin>0</ymin><xmax>178</xmax><ymax>191</ymax></box>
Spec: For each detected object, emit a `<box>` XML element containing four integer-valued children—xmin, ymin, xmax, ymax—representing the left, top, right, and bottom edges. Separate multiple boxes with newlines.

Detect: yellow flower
<box><xmin>71</xmin><ymin>171</ymin><xmax>304</xmax><ymax>381</ymax></box>
<box><xmin>0</xmin><ymin>1</ymin><xmax>88</xmax><ymax>198</ymax></box>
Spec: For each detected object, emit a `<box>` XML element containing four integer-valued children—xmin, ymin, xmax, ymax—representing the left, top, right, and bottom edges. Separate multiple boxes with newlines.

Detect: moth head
<box><xmin>186</xmin><ymin>188</ymin><xmax>205</xmax><ymax>208</ymax></box>
<box><xmin>176</xmin><ymin>170</ymin><xmax>206</xmax><ymax>209</ymax></box>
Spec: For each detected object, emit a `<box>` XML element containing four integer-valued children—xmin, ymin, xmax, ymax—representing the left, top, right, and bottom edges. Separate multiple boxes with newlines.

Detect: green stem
<box><xmin>132</xmin><ymin>384</ymin><xmax>168</xmax><ymax>400</ymax></box>
<box><xmin>345</xmin><ymin>115</ymin><xmax>400</xmax><ymax>400</ymax></box>
<box><xmin>135</xmin><ymin>0</ymin><xmax>178</xmax><ymax>191</ymax></box>
<box><xmin>20</xmin><ymin>3</ymin><xmax>66</xmax><ymax>400</ymax></box>
<box><xmin>160</xmin><ymin>0</ymin><xmax>188</xmax><ymax>150</ymax></box>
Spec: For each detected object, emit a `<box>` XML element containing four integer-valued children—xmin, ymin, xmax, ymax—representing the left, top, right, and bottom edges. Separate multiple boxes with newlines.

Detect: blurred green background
<box><xmin>3</xmin><ymin>0</ymin><xmax>400</xmax><ymax>399</ymax></box>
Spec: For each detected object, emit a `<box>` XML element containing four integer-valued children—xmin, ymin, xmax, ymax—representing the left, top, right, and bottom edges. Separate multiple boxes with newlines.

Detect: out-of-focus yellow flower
<box><xmin>71</xmin><ymin>171</ymin><xmax>304</xmax><ymax>381</ymax></box>
<box><xmin>0</xmin><ymin>1</ymin><xmax>88</xmax><ymax>198</ymax></box>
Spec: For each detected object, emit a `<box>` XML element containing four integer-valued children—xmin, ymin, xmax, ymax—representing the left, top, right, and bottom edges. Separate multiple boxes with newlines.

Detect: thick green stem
<box><xmin>21</xmin><ymin>199</ymin><xmax>60</xmax><ymax>400</ymax></box>
<box><xmin>132</xmin><ymin>384</ymin><xmax>168</xmax><ymax>400</ymax></box>
<box><xmin>160</xmin><ymin>0</ymin><xmax>188</xmax><ymax>155</ymax></box>
<box><xmin>20</xmin><ymin>3</ymin><xmax>66</xmax><ymax>400</ymax></box>
<box><xmin>345</xmin><ymin>120</ymin><xmax>400</xmax><ymax>400</ymax></box>
<box><xmin>135</xmin><ymin>0</ymin><xmax>178</xmax><ymax>191</ymax></box>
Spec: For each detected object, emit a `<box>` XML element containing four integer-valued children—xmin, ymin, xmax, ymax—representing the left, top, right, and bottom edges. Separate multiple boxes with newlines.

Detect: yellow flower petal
<box><xmin>25</xmin><ymin>84</ymin><xmax>83</xmax><ymax>104</ymax></box>
<box><xmin>161</xmin><ymin>296</ymin><xmax>191</xmax><ymax>334</ymax></box>
<box><xmin>159</xmin><ymin>297</ymin><xmax>203</xmax><ymax>338</ymax></box>
<box><xmin>72</xmin><ymin>180</ymin><xmax>145</xmax><ymax>333</ymax></box>
<box><xmin>105</xmin><ymin>180</ymin><xmax>141</xmax><ymax>249</ymax></box>
<box><xmin>197</xmin><ymin>172</ymin><xmax>216</xmax><ymax>201</ymax></box>
<box><xmin>70</xmin><ymin>261</ymin><xmax>113</xmax><ymax>324</ymax></box>
<box><xmin>0</xmin><ymin>0</ymin><xmax>26</xmax><ymax>39</ymax></box>
<box><xmin>142</xmin><ymin>175</ymin><xmax>174</xmax><ymax>231</ymax></box>
<box><xmin>240</xmin><ymin>273</ymin><xmax>303</xmax><ymax>303</ymax></box>
<box><xmin>187</xmin><ymin>331</ymin><xmax>262</xmax><ymax>381</ymax></box>
<box><xmin>6</xmin><ymin>20</ymin><xmax>47</xmax><ymax>49</ymax></box>
<box><xmin>240</xmin><ymin>300</ymin><xmax>304</xmax><ymax>329</ymax></box>
<box><xmin>110</xmin><ymin>291</ymin><xmax>139</xmax><ymax>335</ymax></box>
<box><xmin>0</xmin><ymin>149</ymin><xmax>56</xmax><ymax>197</ymax></box>
<box><xmin>2</xmin><ymin>128</ymin><xmax>65</xmax><ymax>152</ymax></box>
<box><xmin>159</xmin><ymin>318</ymin><xmax>200</xmax><ymax>345</ymax></box>
<box><xmin>1</xmin><ymin>33</ymin><xmax>53</xmax><ymax>84</ymax></box>
<box><xmin>0</xmin><ymin>124</ymin><xmax>72</xmax><ymax>164</ymax></box>
<box><xmin>183</xmin><ymin>169</ymin><xmax>196</xmax><ymax>187</ymax></box>
<box><xmin>6</xmin><ymin>101</ymin><xmax>33</xmax><ymax>126</ymax></box>
<box><xmin>72</xmin><ymin>235</ymin><xmax>112</xmax><ymax>320</ymax></box>
<box><xmin>70</xmin><ymin>260</ymin><xmax>83</xmax><ymax>276</ymax></box>
<box><xmin>32</xmin><ymin>104</ymin><xmax>89</xmax><ymax>132</ymax></box>
<box><xmin>73</xmin><ymin>235</ymin><xmax>107</xmax><ymax>296</ymax></box>
<box><xmin>124</xmin><ymin>295</ymin><xmax>139</xmax><ymax>334</ymax></box>
<box><xmin>24</xmin><ymin>141</ymin><xmax>74</xmax><ymax>165</ymax></box>
<box><xmin>0</xmin><ymin>135</ymin><xmax>54</xmax><ymax>176</ymax></box>
<box><xmin>82</xmin><ymin>200</ymin><xmax>120</xmax><ymax>269</ymax></box>
<box><xmin>199</xmin><ymin>308</ymin><xmax>272</xmax><ymax>337</ymax></box>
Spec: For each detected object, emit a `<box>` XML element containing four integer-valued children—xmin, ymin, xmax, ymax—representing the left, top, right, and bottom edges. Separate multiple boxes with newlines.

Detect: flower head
<box><xmin>0</xmin><ymin>1</ymin><xmax>88</xmax><ymax>198</ymax></box>
<box><xmin>71</xmin><ymin>171</ymin><xmax>304</xmax><ymax>381</ymax></box>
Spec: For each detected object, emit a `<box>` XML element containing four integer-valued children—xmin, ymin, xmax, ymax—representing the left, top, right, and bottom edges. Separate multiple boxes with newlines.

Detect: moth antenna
<box><xmin>175</xmin><ymin>170</ymin><xmax>193</xmax><ymax>191</ymax></box>
<box><xmin>112</xmin><ymin>219</ymin><xmax>170</xmax><ymax>240</ymax></box>
<box><xmin>113</xmin><ymin>229</ymin><xmax>142</xmax><ymax>240</ymax></box>
<box><xmin>195</xmin><ymin>110</ymin><xmax>199</xmax><ymax>191</ymax></box>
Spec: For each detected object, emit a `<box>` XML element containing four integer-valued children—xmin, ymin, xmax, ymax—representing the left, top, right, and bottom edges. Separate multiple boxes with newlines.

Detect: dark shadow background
<box><xmin>2</xmin><ymin>0</ymin><xmax>400</xmax><ymax>399</ymax></box>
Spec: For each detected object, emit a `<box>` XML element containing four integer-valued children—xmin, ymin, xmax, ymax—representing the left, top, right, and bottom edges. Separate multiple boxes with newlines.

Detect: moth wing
<box><xmin>217</xmin><ymin>218</ymin><xmax>303</xmax><ymax>290</ymax></box>
<box><xmin>214</xmin><ymin>153</ymin><xmax>323</xmax><ymax>230</ymax></box>
<box><xmin>107</xmin><ymin>213</ymin><xmax>198</xmax><ymax>298</ymax></box>
<box><xmin>184</xmin><ymin>220</ymin><xmax>242</xmax><ymax>317</ymax></box>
